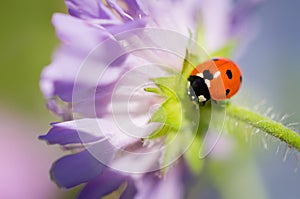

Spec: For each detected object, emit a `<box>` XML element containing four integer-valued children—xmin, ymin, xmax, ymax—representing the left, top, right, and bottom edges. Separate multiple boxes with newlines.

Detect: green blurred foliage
<box><xmin>0</xmin><ymin>0</ymin><xmax>66</xmax><ymax>116</ymax></box>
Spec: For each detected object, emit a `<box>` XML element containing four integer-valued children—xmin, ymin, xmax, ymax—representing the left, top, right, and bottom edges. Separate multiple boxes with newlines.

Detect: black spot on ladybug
<box><xmin>226</xmin><ymin>70</ymin><xmax>232</xmax><ymax>79</ymax></box>
<box><xmin>212</xmin><ymin>58</ymin><xmax>219</xmax><ymax>61</ymax></box>
<box><xmin>240</xmin><ymin>76</ymin><xmax>242</xmax><ymax>83</ymax></box>
<box><xmin>226</xmin><ymin>89</ymin><xmax>230</xmax><ymax>95</ymax></box>
<box><xmin>203</xmin><ymin>70</ymin><xmax>214</xmax><ymax>80</ymax></box>
<box><xmin>188</xmin><ymin>75</ymin><xmax>211</xmax><ymax>104</ymax></box>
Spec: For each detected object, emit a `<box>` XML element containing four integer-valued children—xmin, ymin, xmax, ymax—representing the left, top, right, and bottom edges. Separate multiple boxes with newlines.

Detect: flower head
<box><xmin>40</xmin><ymin>0</ymin><xmax>263</xmax><ymax>198</ymax></box>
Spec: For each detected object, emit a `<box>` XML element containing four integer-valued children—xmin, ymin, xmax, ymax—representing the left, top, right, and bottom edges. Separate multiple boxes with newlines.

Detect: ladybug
<box><xmin>187</xmin><ymin>57</ymin><xmax>242</xmax><ymax>104</ymax></box>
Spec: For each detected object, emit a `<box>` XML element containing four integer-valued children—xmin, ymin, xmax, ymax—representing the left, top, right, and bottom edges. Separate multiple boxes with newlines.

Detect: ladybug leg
<box><xmin>211</xmin><ymin>99</ymin><xmax>218</xmax><ymax>104</ymax></box>
<box><xmin>192</xmin><ymin>101</ymin><xmax>200</xmax><ymax>109</ymax></box>
<box><xmin>200</xmin><ymin>101</ymin><xmax>207</xmax><ymax>106</ymax></box>
<box><xmin>211</xmin><ymin>100</ymin><xmax>228</xmax><ymax>107</ymax></box>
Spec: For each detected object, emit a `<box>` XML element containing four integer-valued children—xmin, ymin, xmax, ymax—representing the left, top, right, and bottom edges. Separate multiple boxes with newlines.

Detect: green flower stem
<box><xmin>226</xmin><ymin>103</ymin><xmax>300</xmax><ymax>152</ymax></box>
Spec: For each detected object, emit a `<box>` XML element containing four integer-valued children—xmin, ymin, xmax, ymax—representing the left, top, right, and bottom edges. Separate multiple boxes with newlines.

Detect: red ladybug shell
<box><xmin>190</xmin><ymin>57</ymin><xmax>242</xmax><ymax>101</ymax></box>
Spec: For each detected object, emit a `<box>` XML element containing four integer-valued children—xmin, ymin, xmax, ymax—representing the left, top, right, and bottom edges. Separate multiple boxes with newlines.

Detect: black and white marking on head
<box><xmin>187</xmin><ymin>75</ymin><xmax>211</xmax><ymax>104</ymax></box>
<box><xmin>196</xmin><ymin>73</ymin><xmax>204</xmax><ymax>78</ymax></box>
<box><xmin>198</xmin><ymin>95</ymin><xmax>207</xmax><ymax>102</ymax></box>
<box><xmin>204</xmin><ymin>79</ymin><xmax>211</xmax><ymax>88</ymax></box>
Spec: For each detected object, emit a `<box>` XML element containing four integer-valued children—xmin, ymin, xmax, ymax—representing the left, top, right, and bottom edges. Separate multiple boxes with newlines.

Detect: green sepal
<box><xmin>181</xmin><ymin>50</ymin><xmax>196</xmax><ymax>80</ymax></box>
<box><xmin>148</xmin><ymin>124</ymin><xmax>174</xmax><ymax>139</ymax></box>
<box><xmin>143</xmin><ymin>87</ymin><xmax>161</xmax><ymax>95</ymax></box>
<box><xmin>150</xmin><ymin>97</ymin><xmax>181</xmax><ymax>130</ymax></box>
<box><xmin>210</xmin><ymin>40</ymin><xmax>237</xmax><ymax>58</ymax></box>
<box><xmin>152</xmin><ymin>76</ymin><xmax>179</xmax><ymax>97</ymax></box>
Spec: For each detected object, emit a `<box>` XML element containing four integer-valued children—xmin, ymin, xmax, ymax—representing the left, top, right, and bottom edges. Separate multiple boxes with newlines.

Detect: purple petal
<box><xmin>77</xmin><ymin>169</ymin><xmax>137</xmax><ymax>199</ymax></box>
<box><xmin>106</xmin><ymin>0</ymin><xmax>145</xmax><ymax>20</ymax></box>
<box><xmin>134</xmin><ymin>172</ymin><xmax>159</xmax><ymax>199</ymax></box>
<box><xmin>41</xmin><ymin>14</ymin><xmax>144</xmax><ymax>102</ymax></box>
<box><xmin>106</xmin><ymin>0</ymin><xmax>134</xmax><ymax>21</ymax></box>
<box><xmin>109</xmin><ymin>140</ymin><xmax>162</xmax><ymax>173</ymax></box>
<box><xmin>39</xmin><ymin>119</ymin><xmax>105</xmax><ymax>145</ymax></box>
<box><xmin>39</xmin><ymin>125</ymin><xmax>102</xmax><ymax>145</ymax></box>
<box><xmin>122</xmin><ymin>0</ymin><xmax>145</xmax><ymax>19</ymax></box>
<box><xmin>51</xmin><ymin>141</ymin><xmax>115</xmax><ymax>188</ymax></box>
<box><xmin>51</xmin><ymin>80</ymin><xmax>99</xmax><ymax>103</ymax></box>
<box><xmin>107</xmin><ymin>18</ymin><xmax>146</xmax><ymax>35</ymax></box>
<box><xmin>65</xmin><ymin>0</ymin><xmax>119</xmax><ymax>20</ymax></box>
<box><xmin>149</xmin><ymin>164</ymin><xmax>184</xmax><ymax>199</ymax></box>
<box><xmin>42</xmin><ymin>69</ymin><xmax>117</xmax><ymax>103</ymax></box>
<box><xmin>52</xmin><ymin>13</ymin><xmax>110</xmax><ymax>51</ymax></box>
<box><xmin>77</xmin><ymin>169</ymin><xmax>126</xmax><ymax>199</ymax></box>
<box><xmin>65</xmin><ymin>0</ymin><xmax>144</xmax><ymax>22</ymax></box>
<box><xmin>73</xmin><ymin>83</ymin><xmax>114</xmax><ymax>117</ymax></box>
<box><xmin>40</xmin><ymin>44</ymin><xmax>126</xmax><ymax>102</ymax></box>
<box><xmin>135</xmin><ymin>160</ymin><xmax>189</xmax><ymax>199</ymax></box>
<box><xmin>54</xmin><ymin>66</ymin><xmax>124</xmax><ymax>103</ymax></box>
<box><xmin>52</xmin><ymin>80</ymin><xmax>75</xmax><ymax>102</ymax></box>
<box><xmin>136</xmin><ymin>0</ymin><xmax>198</xmax><ymax>37</ymax></box>
<box><xmin>120</xmin><ymin>178</ymin><xmax>137</xmax><ymax>199</ymax></box>
<box><xmin>40</xmin><ymin>46</ymin><xmax>80</xmax><ymax>99</ymax></box>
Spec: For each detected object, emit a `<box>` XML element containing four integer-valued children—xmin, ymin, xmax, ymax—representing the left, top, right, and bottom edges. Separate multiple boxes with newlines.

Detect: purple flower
<box><xmin>40</xmin><ymin>0</ymin><xmax>261</xmax><ymax>198</ymax></box>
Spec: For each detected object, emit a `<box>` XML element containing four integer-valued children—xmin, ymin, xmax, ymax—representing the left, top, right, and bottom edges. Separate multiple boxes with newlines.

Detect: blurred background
<box><xmin>0</xmin><ymin>0</ymin><xmax>299</xmax><ymax>198</ymax></box>
<box><xmin>238</xmin><ymin>0</ymin><xmax>300</xmax><ymax>198</ymax></box>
